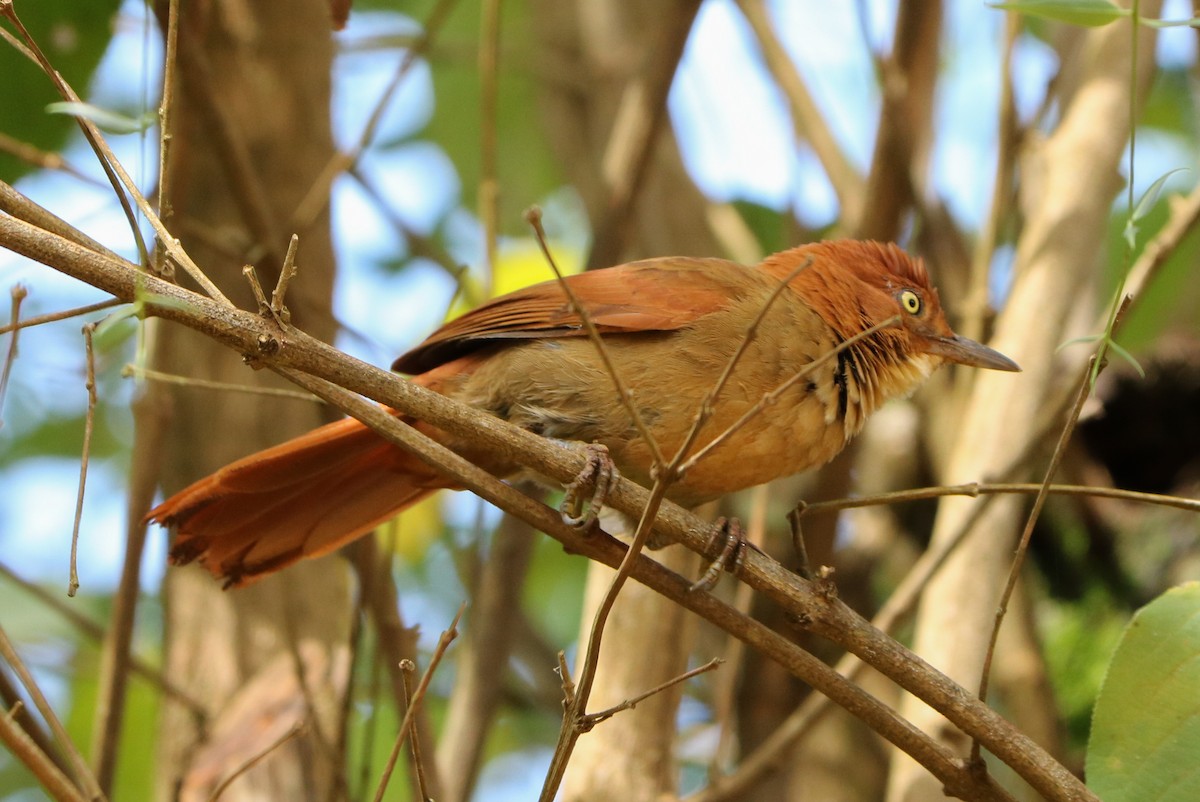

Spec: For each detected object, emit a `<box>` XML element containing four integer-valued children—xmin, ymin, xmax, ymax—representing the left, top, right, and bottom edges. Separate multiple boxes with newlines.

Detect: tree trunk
<box><xmin>151</xmin><ymin>1</ymin><xmax>351</xmax><ymax>799</ymax></box>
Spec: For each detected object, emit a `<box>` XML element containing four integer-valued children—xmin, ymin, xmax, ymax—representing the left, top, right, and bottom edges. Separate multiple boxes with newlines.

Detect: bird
<box><xmin>147</xmin><ymin>240</ymin><xmax>1020</xmax><ymax>587</ymax></box>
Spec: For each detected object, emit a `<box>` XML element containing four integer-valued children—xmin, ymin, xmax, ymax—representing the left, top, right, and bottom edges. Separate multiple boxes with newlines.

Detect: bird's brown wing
<box><xmin>393</xmin><ymin>256</ymin><xmax>752</xmax><ymax>374</ymax></box>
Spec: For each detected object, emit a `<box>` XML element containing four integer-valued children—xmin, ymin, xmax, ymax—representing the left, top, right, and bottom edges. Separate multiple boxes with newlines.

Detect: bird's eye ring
<box><xmin>899</xmin><ymin>290</ymin><xmax>922</xmax><ymax>315</ymax></box>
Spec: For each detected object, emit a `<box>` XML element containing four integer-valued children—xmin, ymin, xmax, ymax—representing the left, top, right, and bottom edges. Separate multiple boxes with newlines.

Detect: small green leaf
<box><xmin>45</xmin><ymin>101</ymin><xmax>156</xmax><ymax>134</ymax></box>
<box><xmin>1087</xmin><ymin>583</ymin><xmax>1200</xmax><ymax>802</ymax></box>
<box><xmin>1103</xmin><ymin>339</ymin><xmax>1145</xmax><ymax>378</ymax></box>
<box><xmin>1132</xmin><ymin>168</ymin><xmax>1187</xmax><ymax>224</ymax></box>
<box><xmin>989</xmin><ymin>0</ymin><xmax>1129</xmax><ymax>26</ymax></box>
<box><xmin>1056</xmin><ymin>334</ymin><xmax>1101</xmax><ymax>353</ymax></box>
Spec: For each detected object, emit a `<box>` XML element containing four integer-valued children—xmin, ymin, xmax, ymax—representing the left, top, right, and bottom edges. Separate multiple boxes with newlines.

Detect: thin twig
<box><xmin>663</xmin><ymin>259</ymin><xmax>813</xmax><ymax>483</ymax></box>
<box><xmin>584</xmin><ymin>658</ymin><xmax>722</xmax><ymax>727</ymax></box>
<box><xmin>122</xmin><ymin>364</ymin><xmax>321</xmax><ymax>402</ymax></box>
<box><xmin>525</xmin><ymin>207</ymin><xmax>665</xmax><ymax>468</ymax></box>
<box><xmin>479</xmin><ymin>0</ymin><xmax>501</xmax><ymax>299</ymax></box>
<box><xmin>206</xmin><ymin>721</ymin><xmax>306</xmax><ymax>802</ymax></box>
<box><xmin>67</xmin><ymin>323</ymin><xmax>98</xmax><ymax>597</ymax></box>
<box><xmin>373</xmin><ymin>604</ymin><xmax>464</xmax><ymax>802</ymax></box>
<box><xmin>157</xmin><ymin>0</ymin><xmax>180</xmax><ymax>238</ymax></box>
<box><xmin>0</xmin><ymin>561</ymin><xmax>205</xmax><ymax>714</ymax></box>
<box><xmin>0</xmin><ymin>624</ymin><xmax>105</xmax><ymax>800</ymax></box>
<box><xmin>679</xmin><ymin>316</ymin><xmax>901</xmax><ymax>473</ymax></box>
<box><xmin>399</xmin><ymin>658</ymin><xmax>432</xmax><ymax>801</ymax></box>
<box><xmin>973</xmin><ymin>353</ymin><xmax>1101</xmax><ymax>762</ymax></box>
<box><xmin>270</xmin><ymin>235</ymin><xmax>299</xmax><ymax>322</ymax></box>
<box><xmin>0</xmin><ymin>132</ymin><xmax>105</xmax><ymax>188</ymax></box>
<box><xmin>0</xmin><ymin>702</ymin><xmax>88</xmax><ymax>802</ymax></box>
<box><xmin>291</xmin><ymin>0</ymin><xmax>460</xmax><ymax>230</ymax></box>
<box><xmin>796</xmin><ymin>481</ymin><xmax>1200</xmax><ymax>516</ymax></box>
<box><xmin>0</xmin><ymin>298</ymin><xmax>122</xmax><ymax>336</ymax></box>
<box><xmin>0</xmin><ymin>2</ymin><xmax>151</xmax><ymax>268</ymax></box>
<box><xmin>0</xmin><ymin>284</ymin><xmax>27</xmax><ymax>423</ymax></box>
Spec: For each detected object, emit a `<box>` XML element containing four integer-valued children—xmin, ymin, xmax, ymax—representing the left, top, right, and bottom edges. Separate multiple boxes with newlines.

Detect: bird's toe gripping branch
<box><xmin>559</xmin><ymin>443</ymin><xmax>620</xmax><ymax>529</ymax></box>
<box><xmin>690</xmin><ymin>517</ymin><xmax>760</xmax><ymax>592</ymax></box>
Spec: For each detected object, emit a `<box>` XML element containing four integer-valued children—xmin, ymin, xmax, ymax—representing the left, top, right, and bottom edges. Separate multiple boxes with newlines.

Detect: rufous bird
<box><xmin>148</xmin><ymin>240</ymin><xmax>1019</xmax><ymax>586</ymax></box>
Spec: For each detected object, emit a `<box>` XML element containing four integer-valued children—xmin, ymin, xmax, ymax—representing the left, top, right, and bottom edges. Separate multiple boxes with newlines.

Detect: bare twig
<box><xmin>973</xmin><ymin>353</ymin><xmax>1101</xmax><ymax>762</ymax></box>
<box><xmin>399</xmin><ymin>660</ymin><xmax>432</xmax><ymax>801</ymax></box>
<box><xmin>0</xmin><ymin>2</ymin><xmax>151</xmax><ymax>267</ymax></box>
<box><xmin>797</xmin><ymin>481</ymin><xmax>1200</xmax><ymax>516</ymax></box>
<box><xmin>0</xmin><ymin>298</ymin><xmax>123</xmax><ymax>336</ymax></box>
<box><xmin>291</xmin><ymin>0</ymin><xmax>460</xmax><ymax>230</ymax></box>
<box><xmin>526</xmin><ymin>207</ymin><xmax>664</xmax><ymax>467</ymax></box>
<box><xmin>0</xmin><ymin>702</ymin><xmax>88</xmax><ymax>802</ymax></box>
<box><xmin>0</xmin><ymin>284</ymin><xmax>27</xmax><ymax>422</ymax></box>
<box><xmin>0</xmin><ymin>624</ymin><xmax>104</xmax><ymax>800</ymax></box>
<box><xmin>122</xmin><ymin>364</ymin><xmax>320</xmax><ymax>401</ymax></box>
<box><xmin>373</xmin><ymin>604</ymin><xmax>465</xmax><ymax>802</ymax></box>
<box><xmin>67</xmin><ymin>323</ymin><xmax>97</xmax><ymax>597</ymax></box>
<box><xmin>680</xmin><ymin>316</ymin><xmax>901</xmax><ymax>473</ymax></box>
<box><xmin>585</xmin><ymin>658</ymin><xmax>722</xmax><ymax>727</ymax></box>
<box><xmin>206</xmin><ymin>721</ymin><xmax>306</xmax><ymax>802</ymax></box>
<box><xmin>0</xmin><ymin>561</ymin><xmax>204</xmax><ymax>714</ymax></box>
<box><xmin>666</xmin><ymin>259</ymin><xmax>813</xmax><ymax>482</ymax></box>
<box><xmin>0</xmin><ymin>132</ymin><xmax>105</xmax><ymax>188</ymax></box>
<box><xmin>479</xmin><ymin>0</ymin><xmax>501</xmax><ymax>298</ymax></box>
<box><xmin>270</xmin><ymin>235</ymin><xmax>299</xmax><ymax>322</ymax></box>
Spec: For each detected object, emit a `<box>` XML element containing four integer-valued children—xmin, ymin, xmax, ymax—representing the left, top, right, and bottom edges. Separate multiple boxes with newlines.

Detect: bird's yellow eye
<box><xmin>899</xmin><ymin>290</ymin><xmax>922</xmax><ymax>315</ymax></box>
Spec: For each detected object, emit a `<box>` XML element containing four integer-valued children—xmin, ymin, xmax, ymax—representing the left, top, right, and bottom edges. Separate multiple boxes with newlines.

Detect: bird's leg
<box><xmin>690</xmin><ymin>517</ymin><xmax>761</xmax><ymax>592</ymax></box>
<box><xmin>559</xmin><ymin>443</ymin><xmax>619</xmax><ymax>530</ymax></box>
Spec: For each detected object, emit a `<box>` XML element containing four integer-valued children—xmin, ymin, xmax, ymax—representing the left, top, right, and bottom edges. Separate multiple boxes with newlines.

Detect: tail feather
<box><xmin>147</xmin><ymin>413</ymin><xmax>454</xmax><ymax>587</ymax></box>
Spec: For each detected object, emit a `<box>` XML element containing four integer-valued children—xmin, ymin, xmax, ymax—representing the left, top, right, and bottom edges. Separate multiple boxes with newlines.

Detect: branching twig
<box><xmin>373</xmin><ymin>604</ymin><xmax>465</xmax><ymax>802</ymax></box>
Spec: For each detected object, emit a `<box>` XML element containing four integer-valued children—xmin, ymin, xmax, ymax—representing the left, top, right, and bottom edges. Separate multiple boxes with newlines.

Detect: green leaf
<box><xmin>1126</xmin><ymin>168</ymin><xmax>1188</xmax><ymax>248</ymax></box>
<box><xmin>989</xmin><ymin>0</ymin><xmax>1128</xmax><ymax>27</ymax></box>
<box><xmin>45</xmin><ymin>101</ymin><xmax>156</xmax><ymax>135</ymax></box>
<box><xmin>1087</xmin><ymin>583</ymin><xmax>1200</xmax><ymax>802</ymax></box>
<box><xmin>0</xmin><ymin>0</ymin><xmax>124</xmax><ymax>182</ymax></box>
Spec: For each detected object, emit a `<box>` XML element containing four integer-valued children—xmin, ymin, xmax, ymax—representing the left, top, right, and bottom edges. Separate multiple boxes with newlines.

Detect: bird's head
<box><xmin>763</xmin><ymin>240</ymin><xmax>1020</xmax><ymax>374</ymax></box>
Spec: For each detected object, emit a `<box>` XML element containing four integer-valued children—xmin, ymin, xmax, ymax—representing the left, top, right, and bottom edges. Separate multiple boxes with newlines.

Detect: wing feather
<box><xmin>393</xmin><ymin>256</ymin><xmax>752</xmax><ymax>374</ymax></box>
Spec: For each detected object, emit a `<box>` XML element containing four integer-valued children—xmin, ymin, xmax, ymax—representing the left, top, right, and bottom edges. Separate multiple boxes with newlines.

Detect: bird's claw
<box><xmin>690</xmin><ymin>517</ymin><xmax>759</xmax><ymax>592</ymax></box>
<box><xmin>559</xmin><ymin>443</ymin><xmax>619</xmax><ymax>529</ymax></box>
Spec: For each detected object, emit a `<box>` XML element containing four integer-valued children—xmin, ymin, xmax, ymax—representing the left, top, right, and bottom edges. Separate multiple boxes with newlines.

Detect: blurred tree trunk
<box><xmin>887</xmin><ymin>10</ymin><xmax>1160</xmax><ymax>801</ymax></box>
<box><xmin>151</xmin><ymin>1</ymin><xmax>352</xmax><ymax>799</ymax></box>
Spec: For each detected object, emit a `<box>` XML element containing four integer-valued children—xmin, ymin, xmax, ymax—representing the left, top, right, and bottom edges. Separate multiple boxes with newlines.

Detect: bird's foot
<box><xmin>690</xmin><ymin>517</ymin><xmax>760</xmax><ymax>592</ymax></box>
<box><xmin>559</xmin><ymin>443</ymin><xmax>619</xmax><ymax>530</ymax></box>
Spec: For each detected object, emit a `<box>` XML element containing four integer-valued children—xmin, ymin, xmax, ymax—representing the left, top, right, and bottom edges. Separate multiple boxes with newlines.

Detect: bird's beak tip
<box><xmin>929</xmin><ymin>334</ymin><xmax>1021</xmax><ymax>372</ymax></box>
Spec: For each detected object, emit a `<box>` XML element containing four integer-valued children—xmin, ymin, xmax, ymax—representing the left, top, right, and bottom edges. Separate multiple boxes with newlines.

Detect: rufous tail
<box><xmin>146</xmin><ymin>413</ymin><xmax>454</xmax><ymax>587</ymax></box>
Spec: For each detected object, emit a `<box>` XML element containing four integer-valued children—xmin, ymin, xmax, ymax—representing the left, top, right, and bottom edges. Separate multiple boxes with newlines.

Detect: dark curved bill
<box><xmin>927</xmin><ymin>334</ymin><xmax>1021</xmax><ymax>372</ymax></box>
